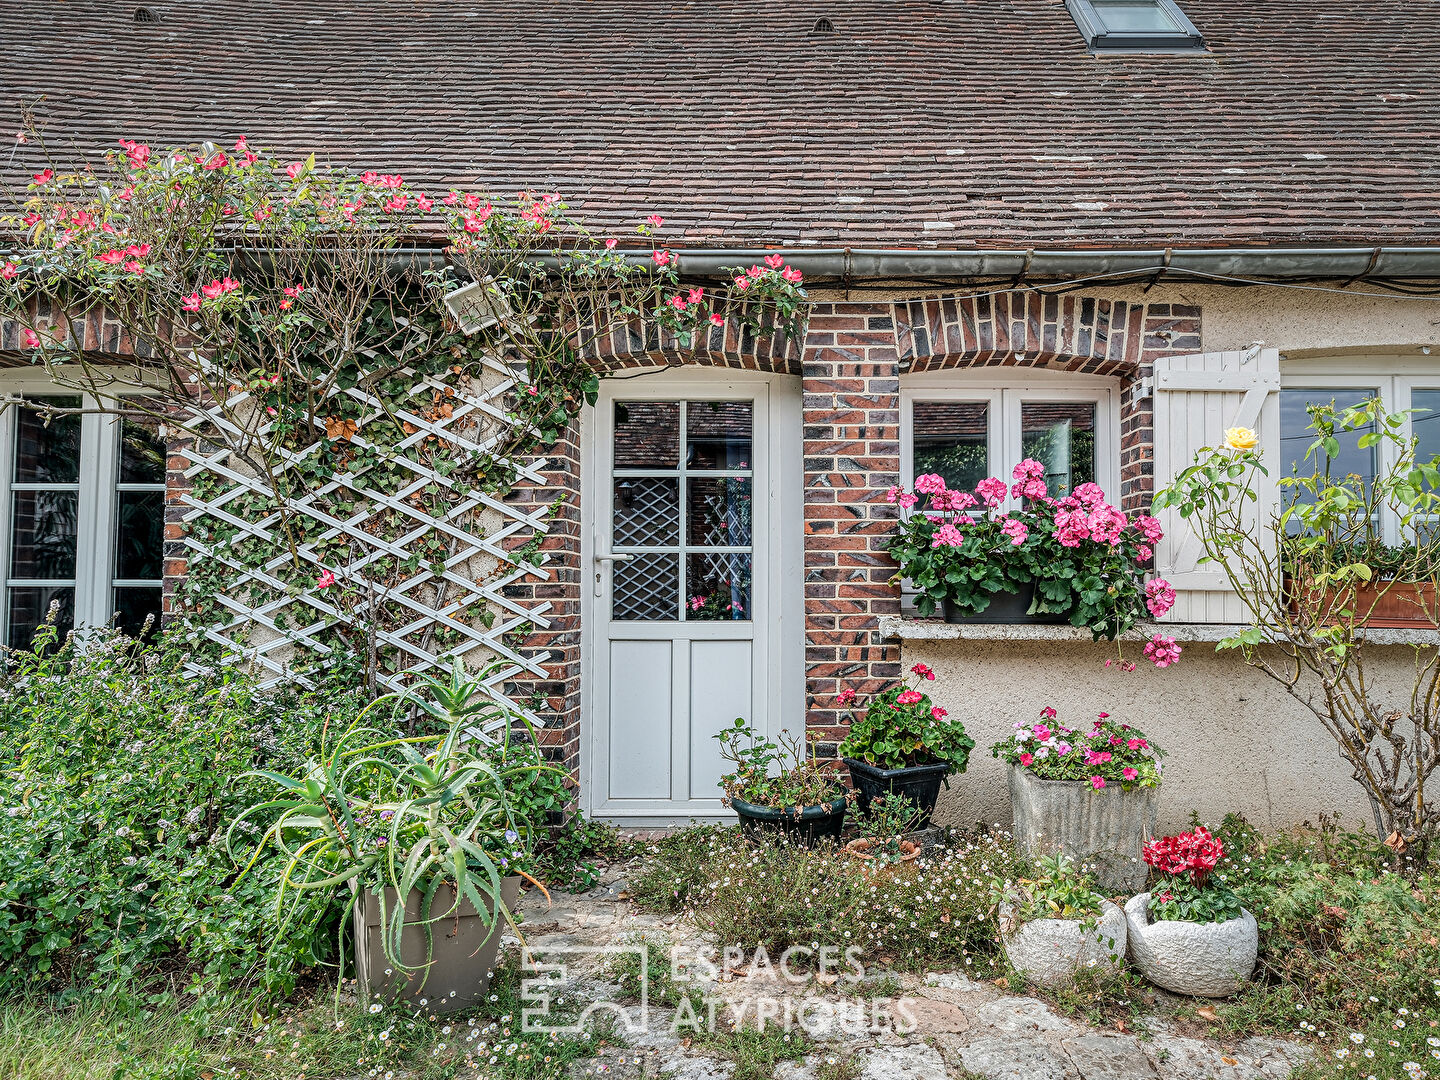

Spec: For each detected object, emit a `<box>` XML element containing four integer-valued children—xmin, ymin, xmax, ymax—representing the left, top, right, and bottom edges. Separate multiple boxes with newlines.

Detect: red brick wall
<box><xmin>799</xmin><ymin>304</ymin><xmax>904</xmax><ymax>757</ymax></box>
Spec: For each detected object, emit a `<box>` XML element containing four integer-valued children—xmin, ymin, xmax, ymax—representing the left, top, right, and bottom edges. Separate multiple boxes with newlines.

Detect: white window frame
<box><xmin>1280</xmin><ymin>357</ymin><xmax>1440</xmax><ymax>546</ymax></box>
<box><xmin>0</xmin><ymin>368</ymin><xmax>165</xmax><ymax>643</ymax></box>
<box><xmin>899</xmin><ymin>370</ymin><xmax>1122</xmax><ymax>509</ymax></box>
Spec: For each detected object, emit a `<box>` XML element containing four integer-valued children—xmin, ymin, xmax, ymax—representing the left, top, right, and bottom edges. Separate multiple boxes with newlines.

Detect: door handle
<box><xmin>593</xmin><ymin>551</ymin><xmax>633</xmax><ymax>597</ymax></box>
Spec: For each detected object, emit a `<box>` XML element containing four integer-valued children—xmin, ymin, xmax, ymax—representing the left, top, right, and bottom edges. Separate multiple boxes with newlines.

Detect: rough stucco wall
<box><xmin>906</xmin><ymin>638</ymin><xmax>1387</xmax><ymax>835</ymax></box>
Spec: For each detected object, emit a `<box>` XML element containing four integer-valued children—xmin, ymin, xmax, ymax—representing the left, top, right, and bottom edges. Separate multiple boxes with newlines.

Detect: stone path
<box><xmin>500</xmin><ymin>864</ymin><xmax>1310</xmax><ymax>1080</ymax></box>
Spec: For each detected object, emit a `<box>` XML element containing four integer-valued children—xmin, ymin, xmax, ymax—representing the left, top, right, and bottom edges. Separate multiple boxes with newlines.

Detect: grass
<box><xmin>0</xmin><ymin>951</ymin><xmax>615</xmax><ymax>1080</ymax></box>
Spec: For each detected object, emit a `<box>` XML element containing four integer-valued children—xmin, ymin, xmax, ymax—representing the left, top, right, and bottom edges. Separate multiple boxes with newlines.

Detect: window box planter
<box><xmin>354</xmin><ymin>876</ymin><xmax>521</xmax><ymax>1013</ymax></box>
<box><xmin>1284</xmin><ymin>575</ymin><xmax>1438</xmax><ymax>629</ymax></box>
<box><xmin>942</xmin><ymin>582</ymin><xmax>1069</xmax><ymax>625</ymax></box>
<box><xmin>1123</xmin><ymin>893</ymin><xmax>1258</xmax><ymax>998</ymax></box>
<box><xmin>999</xmin><ymin>899</ymin><xmax>1127</xmax><ymax>988</ymax></box>
<box><xmin>730</xmin><ymin>790</ymin><xmax>848</xmax><ymax>846</ymax></box>
<box><xmin>844</xmin><ymin>757</ymin><xmax>952</xmax><ymax>829</ymax></box>
<box><xmin>1007</xmin><ymin>764</ymin><xmax>1158</xmax><ymax>893</ymax></box>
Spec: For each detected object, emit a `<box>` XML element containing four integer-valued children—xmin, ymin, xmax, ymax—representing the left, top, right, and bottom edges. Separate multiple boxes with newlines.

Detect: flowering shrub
<box><xmin>1143</xmin><ymin>826</ymin><xmax>1243</xmax><ymax>924</ymax></box>
<box><xmin>885</xmin><ymin>460</ymin><xmax>1177</xmax><ymax>647</ymax></box>
<box><xmin>713</xmin><ymin>719</ymin><xmax>843</xmax><ymax>810</ymax></box>
<box><xmin>837</xmin><ymin>663</ymin><xmax>976</xmax><ymax>773</ymax></box>
<box><xmin>990</xmin><ymin>706</ymin><xmax>1164</xmax><ymax>791</ymax></box>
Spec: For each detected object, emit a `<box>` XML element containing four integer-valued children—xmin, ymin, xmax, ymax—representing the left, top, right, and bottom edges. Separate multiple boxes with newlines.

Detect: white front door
<box><xmin>583</xmin><ymin>371</ymin><xmax>802</xmax><ymax>823</ymax></box>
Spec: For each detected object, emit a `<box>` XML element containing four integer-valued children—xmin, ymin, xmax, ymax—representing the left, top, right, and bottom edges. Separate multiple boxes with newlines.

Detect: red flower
<box><xmin>836</xmin><ymin>687</ymin><xmax>857</xmax><ymax>707</ymax></box>
<box><xmin>1143</xmin><ymin>826</ymin><xmax>1224</xmax><ymax>885</ymax></box>
<box><xmin>910</xmin><ymin>662</ymin><xmax>935</xmax><ymax>681</ymax></box>
<box><xmin>896</xmin><ymin>690</ymin><xmax>923</xmax><ymax>706</ymax></box>
<box><xmin>32</xmin><ymin>169</ymin><xmax>53</xmax><ymax>184</ymax></box>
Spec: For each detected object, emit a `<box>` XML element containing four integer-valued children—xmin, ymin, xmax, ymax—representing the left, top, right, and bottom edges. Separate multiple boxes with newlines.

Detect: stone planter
<box><xmin>354</xmin><ymin>875</ymin><xmax>520</xmax><ymax>1012</ymax></box>
<box><xmin>999</xmin><ymin>899</ymin><xmax>1127</xmax><ymax>988</ymax></box>
<box><xmin>1124</xmin><ymin>893</ymin><xmax>1259</xmax><ymax>997</ymax></box>
<box><xmin>1007</xmin><ymin>764</ymin><xmax>1158</xmax><ymax>893</ymax></box>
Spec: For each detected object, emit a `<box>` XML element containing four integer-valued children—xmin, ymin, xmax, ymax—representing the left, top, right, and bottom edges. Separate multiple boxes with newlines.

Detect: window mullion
<box><xmin>78</xmin><ymin>402</ymin><xmax>117</xmax><ymax>629</ymax></box>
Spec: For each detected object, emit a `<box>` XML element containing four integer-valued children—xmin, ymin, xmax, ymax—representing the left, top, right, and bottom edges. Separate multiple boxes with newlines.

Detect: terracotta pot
<box><xmin>1285</xmin><ymin>575</ymin><xmax>1438</xmax><ymax>629</ymax></box>
<box><xmin>843</xmin><ymin>836</ymin><xmax>922</xmax><ymax>870</ymax></box>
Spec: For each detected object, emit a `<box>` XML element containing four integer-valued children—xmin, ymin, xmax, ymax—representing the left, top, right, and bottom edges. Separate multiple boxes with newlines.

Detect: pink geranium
<box><xmin>914</xmin><ymin>473</ymin><xmax>947</xmax><ymax>495</ymax></box>
<box><xmin>930</xmin><ymin>524</ymin><xmax>964</xmax><ymax>548</ymax></box>
<box><xmin>1000</xmin><ymin>518</ymin><xmax>1028</xmax><ymax>547</ymax></box>
<box><xmin>896</xmin><ymin>690</ymin><xmax>923</xmax><ymax>706</ymax></box>
<box><xmin>1145</xmin><ymin>578</ymin><xmax>1177</xmax><ymax>618</ymax></box>
<box><xmin>1144</xmin><ymin>634</ymin><xmax>1182</xmax><ymax>668</ymax></box>
<box><xmin>975</xmin><ymin>476</ymin><xmax>1007</xmax><ymax>508</ymax></box>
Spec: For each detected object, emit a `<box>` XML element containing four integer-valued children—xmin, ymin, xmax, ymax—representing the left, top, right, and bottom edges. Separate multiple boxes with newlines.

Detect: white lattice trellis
<box><xmin>176</xmin><ymin>350</ymin><xmax>554</xmax><ymax>729</ymax></box>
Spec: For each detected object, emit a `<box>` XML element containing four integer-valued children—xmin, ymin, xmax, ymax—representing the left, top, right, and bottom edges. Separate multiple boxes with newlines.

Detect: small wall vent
<box><xmin>810</xmin><ymin>17</ymin><xmax>835</xmax><ymax>34</ymax></box>
<box><xmin>134</xmin><ymin>7</ymin><xmax>161</xmax><ymax>22</ymax></box>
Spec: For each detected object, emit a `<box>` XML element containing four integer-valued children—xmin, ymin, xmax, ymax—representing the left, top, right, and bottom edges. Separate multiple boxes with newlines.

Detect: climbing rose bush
<box><xmin>884</xmin><ymin>460</ymin><xmax>1177</xmax><ymax>645</ymax></box>
<box><xmin>990</xmin><ymin>706</ymin><xmax>1165</xmax><ymax>790</ymax></box>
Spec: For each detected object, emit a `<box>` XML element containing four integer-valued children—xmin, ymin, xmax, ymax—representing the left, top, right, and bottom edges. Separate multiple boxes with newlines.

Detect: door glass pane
<box><xmin>120</xmin><ymin>415</ymin><xmax>166</xmax><ymax>484</ymax></box>
<box><xmin>613</xmin><ymin>553</ymin><xmax>679</xmax><ymax>621</ymax></box>
<box><xmin>686</xmin><ymin>552</ymin><xmax>751</xmax><ymax>621</ymax></box>
<box><xmin>15</xmin><ymin>397</ymin><xmax>81</xmax><ymax>483</ymax></box>
<box><xmin>913</xmin><ymin>401</ymin><xmax>989</xmax><ymax>491</ymax></box>
<box><xmin>1021</xmin><ymin>402</ymin><xmax>1096</xmax><ymax>499</ymax></box>
<box><xmin>688</xmin><ymin>477</ymin><xmax>752</xmax><ymax>547</ymax></box>
<box><xmin>1280</xmin><ymin>390</ymin><xmax>1376</xmax><ymax>484</ymax></box>
<box><xmin>11</xmin><ymin>490</ymin><xmax>78</xmax><ymax>578</ymax></box>
<box><xmin>613</xmin><ymin>477</ymin><xmax>678</xmax><ymax>547</ymax></box>
<box><xmin>116</xmin><ymin>491</ymin><xmax>164</xmax><ymax>579</ymax></box>
<box><xmin>614</xmin><ymin>401</ymin><xmax>679</xmax><ymax>469</ymax></box>
<box><xmin>685</xmin><ymin>401</ymin><xmax>751</xmax><ymax>470</ymax></box>
<box><xmin>7</xmin><ymin>585</ymin><xmax>73</xmax><ymax>649</ymax></box>
<box><xmin>1092</xmin><ymin>0</ymin><xmax>1181</xmax><ymax>31</ymax></box>
<box><xmin>113</xmin><ymin>586</ymin><xmax>162</xmax><ymax>637</ymax></box>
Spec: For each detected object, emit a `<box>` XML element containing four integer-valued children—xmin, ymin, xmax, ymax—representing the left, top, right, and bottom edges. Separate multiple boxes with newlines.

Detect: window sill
<box><xmin>879</xmin><ymin>616</ymin><xmax>1440</xmax><ymax>647</ymax></box>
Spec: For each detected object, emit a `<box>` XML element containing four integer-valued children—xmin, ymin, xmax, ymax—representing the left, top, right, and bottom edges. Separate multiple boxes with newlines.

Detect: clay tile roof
<box><xmin>3</xmin><ymin>0</ymin><xmax>1439</xmax><ymax>250</ymax></box>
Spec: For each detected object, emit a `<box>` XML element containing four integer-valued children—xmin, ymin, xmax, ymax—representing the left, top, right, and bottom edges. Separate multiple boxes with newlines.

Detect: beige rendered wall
<box><xmin>906</xmin><ymin>638</ymin><xmax>1391</xmax><ymax>836</ymax></box>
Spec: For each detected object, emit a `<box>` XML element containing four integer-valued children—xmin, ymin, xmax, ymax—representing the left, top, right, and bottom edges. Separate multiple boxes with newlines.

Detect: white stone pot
<box><xmin>999</xmin><ymin>899</ymin><xmax>1127</xmax><ymax>988</ymax></box>
<box><xmin>1007</xmin><ymin>764</ymin><xmax>1158</xmax><ymax>893</ymax></box>
<box><xmin>1124</xmin><ymin>893</ymin><xmax>1259</xmax><ymax>998</ymax></box>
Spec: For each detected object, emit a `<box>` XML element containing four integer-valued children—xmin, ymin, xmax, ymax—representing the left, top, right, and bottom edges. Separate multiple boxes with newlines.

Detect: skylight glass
<box><xmin>1066</xmin><ymin>0</ymin><xmax>1206</xmax><ymax>52</ymax></box>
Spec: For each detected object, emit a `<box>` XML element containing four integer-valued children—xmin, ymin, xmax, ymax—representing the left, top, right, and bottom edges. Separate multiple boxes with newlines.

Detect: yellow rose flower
<box><xmin>1223</xmin><ymin>426</ymin><xmax>1258</xmax><ymax>451</ymax></box>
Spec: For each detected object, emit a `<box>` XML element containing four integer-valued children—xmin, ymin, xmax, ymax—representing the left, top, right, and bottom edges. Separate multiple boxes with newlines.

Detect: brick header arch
<box><xmin>894</xmin><ymin>292</ymin><xmax>1198</xmax><ymax>377</ymax></box>
<box><xmin>575</xmin><ymin>307</ymin><xmax>804</xmax><ymax>375</ymax></box>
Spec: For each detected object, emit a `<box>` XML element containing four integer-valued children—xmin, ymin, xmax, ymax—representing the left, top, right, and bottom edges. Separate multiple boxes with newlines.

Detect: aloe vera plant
<box><xmin>228</xmin><ymin>660</ymin><xmax>557</xmax><ymax>986</ymax></box>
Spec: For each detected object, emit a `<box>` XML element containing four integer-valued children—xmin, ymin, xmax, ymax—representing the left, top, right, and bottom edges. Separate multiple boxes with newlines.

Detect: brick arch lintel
<box><xmin>575</xmin><ymin>305</ymin><xmax>805</xmax><ymax>376</ymax></box>
<box><xmin>894</xmin><ymin>292</ymin><xmax>1156</xmax><ymax>378</ymax></box>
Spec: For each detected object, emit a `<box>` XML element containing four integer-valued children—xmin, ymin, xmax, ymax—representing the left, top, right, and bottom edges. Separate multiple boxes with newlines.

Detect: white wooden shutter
<box><xmin>1151</xmin><ymin>348</ymin><xmax>1281</xmax><ymax>624</ymax></box>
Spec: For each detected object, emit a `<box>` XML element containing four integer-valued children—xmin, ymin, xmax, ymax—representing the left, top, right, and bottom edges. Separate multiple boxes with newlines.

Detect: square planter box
<box><xmin>354</xmin><ymin>875</ymin><xmax>520</xmax><ymax>1013</ymax></box>
<box><xmin>1285</xmin><ymin>575</ymin><xmax>1438</xmax><ymax>629</ymax></box>
<box><xmin>1007</xmin><ymin>764</ymin><xmax>1158</xmax><ymax>893</ymax></box>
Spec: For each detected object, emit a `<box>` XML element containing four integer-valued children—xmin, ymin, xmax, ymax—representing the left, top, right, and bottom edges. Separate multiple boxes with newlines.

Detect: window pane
<box><xmin>7</xmin><ymin>585</ymin><xmax>73</xmax><ymax>650</ymax></box>
<box><xmin>1279</xmin><ymin>390</ymin><xmax>1376</xmax><ymax>484</ymax></box>
<box><xmin>685</xmin><ymin>401</ymin><xmax>751</xmax><ymax>470</ymax></box>
<box><xmin>11</xmin><ymin>490</ymin><xmax>78</xmax><ymax>578</ymax></box>
<box><xmin>1092</xmin><ymin>0</ymin><xmax>1181</xmax><ymax>31</ymax></box>
<box><xmin>614</xmin><ymin>401</ymin><xmax>679</xmax><ymax>469</ymax></box>
<box><xmin>113</xmin><ymin>586</ymin><xmax>162</xmax><ymax>638</ymax></box>
<box><xmin>1413</xmin><ymin>390</ymin><xmax>1440</xmax><ymax>467</ymax></box>
<box><xmin>688</xmin><ymin>477</ymin><xmax>752</xmax><ymax>547</ymax></box>
<box><xmin>1021</xmin><ymin>402</ymin><xmax>1096</xmax><ymax>499</ymax></box>
<box><xmin>14</xmin><ymin>397</ymin><xmax>81</xmax><ymax>483</ymax></box>
<box><xmin>612</xmin><ymin>552</ymin><xmax>679</xmax><ymax>621</ymax></box>
<box><xmin>120</xmin><ymin>415</ymin><xmax>166</xmax><ymax>484</ymax></box>
<box><xmin>686</xmin><ymin>552</ymin><xmax>751</xmax><ymax>621</ymax></box>
<box><xmin>913</xmin><ymin>402</ymin><xmax>989</xmax><ymax>492</ymax></box>
<box><xmin>613</xmin><ymin>477</ymin><xmax>679</xmax><ymax>548</ymax></box>
<box><xmin>116</xmin><ymin>491</ymin><xmax>164</xmax><ymax>579</ymax></box>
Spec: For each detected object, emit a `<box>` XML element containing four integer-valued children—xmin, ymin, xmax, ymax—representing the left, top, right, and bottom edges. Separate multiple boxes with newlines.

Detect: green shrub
<box><xmin>0</xmin><ymin>622</ymin><xmax>355</xmax><ymax>996</ymax></box>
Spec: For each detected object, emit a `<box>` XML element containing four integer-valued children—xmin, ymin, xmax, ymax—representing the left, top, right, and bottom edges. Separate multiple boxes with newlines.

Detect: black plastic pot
<box><xmin>844</xmin><ymin>758</ymin><xmax>953</xmax><ymax>830</ymax></box>
<box><xmin>730</xmin><ymin>790</ymin><xmax>849</xmax><ymax>846</ymax></box>
<box><xmin>943</xmin><ymin>582</ymin><xmax>1069</xmax><ymax>625</ymax></box>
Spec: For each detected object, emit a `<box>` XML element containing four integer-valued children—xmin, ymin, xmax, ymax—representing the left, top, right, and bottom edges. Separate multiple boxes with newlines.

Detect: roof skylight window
<box><xmin>1066</xmin><ymin>0</ymin><xmax>1206</xmax><ymax>52</ymax></box>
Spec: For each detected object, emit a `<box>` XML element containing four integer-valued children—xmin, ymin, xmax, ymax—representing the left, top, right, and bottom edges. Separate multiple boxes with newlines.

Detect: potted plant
<box><xmin>229</xmin><ymin>661</ymin><xmax>555</xmax><ymax>1011</ymax></box>
<box><xmin>1125</xmin><ymin>826</ymin><xmax>1258</xmax><ymax>997</ymax></box>
<box><xmin>837</xmin><ymin>662</ymin><xmax>974</xmax><ymax>829</ymax></box>
<box><xmin>1285</xmin><ymin>538</ymin><xmax>1440</xmax><ymax>629</ymax></box>
<box><xmin>885</xmin><ymin>461</ymin><xmax>1178</xmax><ymax>645</ymax></box>
<box><xmin>714</xmin><ymin>718</ymin><xmax>850</xmax><ymax>845</ymax></box>
<box><xmin>843</xmin><ymin>793</ymin><xmax>925</xmax><ymax>871</ymax></box>
<box><xmin>992</xmin><ymin>707</ymin><xmax>1164</xmax><ymax>892</ymax></box>
<box><xmin>993</xmin><ymin>853</ymin><xmax>1127</xmax><ymax>988</ymax></box>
